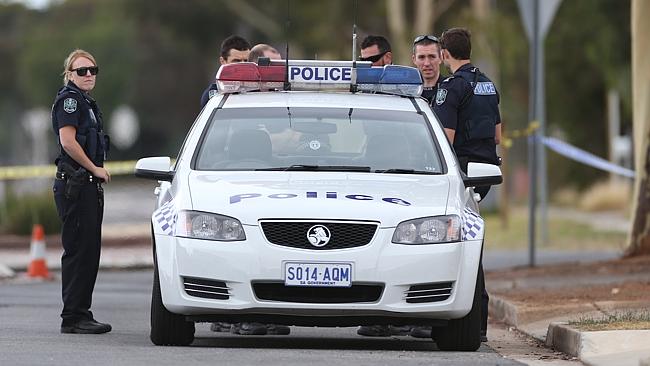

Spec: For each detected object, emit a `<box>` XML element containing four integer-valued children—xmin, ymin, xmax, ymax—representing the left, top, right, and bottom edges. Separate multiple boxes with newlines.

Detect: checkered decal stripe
<box><xmin>462</xmin><ymin>207</ymin><xmax>484</xmax><ymax>241</ymax></box>
<box><xmin>153</xmin><ymin>200</ymin><xmax>177</xmax><ymax>236</ymax></box>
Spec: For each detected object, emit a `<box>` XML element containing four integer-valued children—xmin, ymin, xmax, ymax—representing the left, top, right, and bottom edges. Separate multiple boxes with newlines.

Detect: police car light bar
<box><xmin>357</xmin><ymin>65</ymin><xmax>423</xmax><ymax>96</ymax></box>
<box><xmin>215</xmin><ymin>60</ymin><xmax>423</xmax><ymax>97</ymax></box>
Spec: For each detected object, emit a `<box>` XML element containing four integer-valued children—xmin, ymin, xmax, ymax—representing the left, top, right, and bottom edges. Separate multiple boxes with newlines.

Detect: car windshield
<box><xmin>193</xmin><ymin>107</ymin><xmax>444</xmax><ymax>173</ymax></box>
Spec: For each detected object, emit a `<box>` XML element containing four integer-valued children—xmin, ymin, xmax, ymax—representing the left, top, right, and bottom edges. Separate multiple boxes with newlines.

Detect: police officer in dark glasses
<box><xmin>360</xmin><ymin>35</ymin><xmax>392</xmax><ymax>66</ymax></box>
<box><xmin>51</xmin><ymin>49</ymin><xmax>111</xmax><ymax>334</ymax></box>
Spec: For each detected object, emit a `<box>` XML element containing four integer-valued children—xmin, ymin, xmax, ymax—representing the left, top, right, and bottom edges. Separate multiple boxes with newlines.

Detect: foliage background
<box><xmin>0</xmin><ymin>0</ymin><xmax>633</xmax><ymax>194</ymax></box>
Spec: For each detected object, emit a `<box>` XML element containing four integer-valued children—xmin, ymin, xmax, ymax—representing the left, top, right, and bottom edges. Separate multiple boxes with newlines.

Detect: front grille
<box><xmin>253</xmin><ymin>282</ymin><xmax>383</xmax><ymax>303</ymax></box>
<box><xmin>260</xmin><ymin>220</ymin><xmax>378</xmax><ymax>250</ymax></box>
<box><xmin>183</xmin><ymin>277</ymin><xmax>230</xmax><ymax>300</ymax></box>
<box><xmin>404</xmin><ymin>282</ymin><xmax>453</xmax><ymax>303</ymax></box>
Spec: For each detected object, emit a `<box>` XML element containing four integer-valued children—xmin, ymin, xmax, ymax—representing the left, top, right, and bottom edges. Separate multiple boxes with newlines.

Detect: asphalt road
<box><xmin>0</xmin><ymin>271</ymin><xmax>535</xmax><ymax>366</ymax></box>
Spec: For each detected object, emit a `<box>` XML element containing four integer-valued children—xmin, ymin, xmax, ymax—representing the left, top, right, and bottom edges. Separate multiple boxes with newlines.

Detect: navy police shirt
<box><xmin>420</xmin><ymin>75</ymin><xmax>441</xmax><ymax>107</ymax></box>
<box><xmin>200</xmin><ymin>83</ymin><xmax>219</xmax><ymax>109</ymax></box>
<box><xmin>52</xmin><ymin>81</ymin><xmax>106</xmax><ymax>167</ymax></box>
<box><xmin>433</xmin><ymin>63</ymin><xmax>500</xmax><ymax>165</ymax></box>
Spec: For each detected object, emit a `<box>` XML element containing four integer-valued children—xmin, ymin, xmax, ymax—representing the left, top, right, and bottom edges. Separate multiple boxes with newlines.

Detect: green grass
<box><xmin>482</xmin><ymin>209</ymin><xmax>627</xmax><ymax>251</ymax></box>
<box><xmin>0</xmin><ymin>190</ymin><xmax>60</xmax><ymax>235</ymax></box>
<box><xmin>569</xmin><ymin>311</ymin><xmax>650</xmax><ymax>331</ymax></box>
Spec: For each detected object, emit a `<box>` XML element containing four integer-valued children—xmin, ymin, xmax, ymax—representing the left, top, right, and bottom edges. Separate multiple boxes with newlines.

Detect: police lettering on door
<box><xmin>230</xmin><ymin>191</ymin><xmax>411</xmax><ymax>206</ymax></box>
<box><xmin>289</xmin><ymin>66</ymin><xmax>352</xmax><ymax>83</ymax></box>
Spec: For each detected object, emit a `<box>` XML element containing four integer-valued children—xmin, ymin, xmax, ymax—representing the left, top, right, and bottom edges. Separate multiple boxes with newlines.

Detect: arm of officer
<box><xmin>59</xmin><ymin>126</ymin><xmax>111</xmax><ymax>182</ymax></box>
<box><xmin>495</xmin><ymin>123</ymin><xmax>502</xmax><ymax>145</ymax></box>
<box><xmin>444</xmin><ymin>128</ymin><xmax>455</xmax><ymax>143</ymax></box>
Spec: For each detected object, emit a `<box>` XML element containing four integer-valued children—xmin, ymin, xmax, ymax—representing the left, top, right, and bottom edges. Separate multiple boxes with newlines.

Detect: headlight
<box><xmin>176</xmin><ymin>211</ymin><xmax>245</xmax><ymax>241</ymax></box>
<box><xmin>392</xmin><ymin>215</ymin><xmax>460</xmax><ymax>244</ymax></box>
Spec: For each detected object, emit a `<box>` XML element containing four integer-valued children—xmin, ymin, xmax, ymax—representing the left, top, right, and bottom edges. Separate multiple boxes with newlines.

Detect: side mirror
<box><xmin>463</xmin><ymin>162</ymin><xmax>503</xmax><ymax>187</ymax></box>
<box><xmin>134</xmin><ymin>157</ymin><xmax>174</xmax><ymax>182</ymax></box>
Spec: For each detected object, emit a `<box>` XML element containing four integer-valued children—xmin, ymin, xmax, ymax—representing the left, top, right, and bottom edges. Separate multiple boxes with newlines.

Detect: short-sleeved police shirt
<box><xmin>433</xmin><ymin>63</ymin><xmax>501</xmax><ymax>165</ymax></box>
<box><xmin>433</xmin><ymin>64</ymin><xmax>501</xmax><ymax>131</ymax></box>
<box><xmin>53</xmin><ymin>92</ymin><xmax>85</xmax><ymax>133</ymax></box>
<box><xmin>433</xmin><ymin>68</ymin><xmax>472</xmax><ymax>131</ymax></box>
<box><xmin>200</xmin><ymin>83</ymin><xmax>218</xmax><ymax>108</ymax></box>
<box><xmin>52</xmin><ymin>82</ymin><xmax>105</xmax><ymax>166</ymax></box>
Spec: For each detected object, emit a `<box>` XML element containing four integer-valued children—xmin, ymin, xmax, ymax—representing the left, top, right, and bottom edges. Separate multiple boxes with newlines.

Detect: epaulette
<box><xmin>58</xmin><ymin>86</ymin><xmax>79</xmax><ymax>97</ymax></box>
<box><xmin>442</xmin><ymin>76</ymin><xmax>455</xmax><ymax>83</ymax></box>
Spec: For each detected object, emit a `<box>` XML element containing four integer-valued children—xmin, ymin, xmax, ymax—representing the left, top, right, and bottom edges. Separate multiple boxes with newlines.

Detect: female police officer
<box><xmin>52</xmin><ymin>49</ymin><xmax>111</xmax><ymax>334</ymax></box>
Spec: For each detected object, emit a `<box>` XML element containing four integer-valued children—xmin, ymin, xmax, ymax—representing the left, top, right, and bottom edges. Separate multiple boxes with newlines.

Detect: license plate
<box><xmin>284</xmin><ymin>262</ymin><xmax>352</xmax><ymax>287</ymax></box>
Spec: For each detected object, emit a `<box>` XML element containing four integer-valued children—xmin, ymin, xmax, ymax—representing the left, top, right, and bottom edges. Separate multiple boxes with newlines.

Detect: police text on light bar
<box><xmin>215</xmin><ymin>60</ymin><xmax>423</xmax><ymax>96</ymax></box>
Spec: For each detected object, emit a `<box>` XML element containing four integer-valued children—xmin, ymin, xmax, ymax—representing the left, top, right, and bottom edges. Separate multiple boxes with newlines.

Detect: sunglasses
<box><xmin>70</xmin><ymin>66</ymin><xmax>99</xmax><ymax>76</ymax></box>
<box><xmin>359</xmin><ymin>51</ymin><xmax>388</xmax><ymax>63</ymax></box>
<box><xmin>413</xmin><ymin>35</ymin><xmax>439</xmax><ymax>45</ymax></box>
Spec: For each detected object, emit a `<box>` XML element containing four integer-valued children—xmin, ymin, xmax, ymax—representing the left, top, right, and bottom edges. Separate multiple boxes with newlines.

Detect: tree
<box><xmin>627</xmin><ymin>0</ymin><xmax>650</xmax><ymax>256</ymax></box>
<box><xmin>386</xmin><ymin>0</ymin><xmax>456</xmax><ymax>65</ymax></box>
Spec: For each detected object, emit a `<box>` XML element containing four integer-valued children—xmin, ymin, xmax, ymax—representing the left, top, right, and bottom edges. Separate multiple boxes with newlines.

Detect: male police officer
<box><xmin>200</xmin><ymin>35</ymin><xmax>251</xmax><ymax>108</ymax></box>
<box><xmin>248</xmin><ymin>43</ymin><xmax>281</xmax><ymax>63</ymax></box>
<box><xmin>359</xmin><ymin>35</ymin><xmax>392</xmax><ymax>66</ymax></box>
<box><xmin>412</xmin><ymin>35</ymin><xmax>443</xmax><ymax>106</ymax></box>
<box><xmin>434</xmin><ymin>27</ymin><xmax>501</xmax><ymax>343</ymax></box>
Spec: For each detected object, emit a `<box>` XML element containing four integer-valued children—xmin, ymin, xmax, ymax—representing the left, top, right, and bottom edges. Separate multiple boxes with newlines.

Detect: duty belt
<box><xmin>55</xmin><ymin>171</ymin><xmax>102</xmax><ymax>183</ymax></box>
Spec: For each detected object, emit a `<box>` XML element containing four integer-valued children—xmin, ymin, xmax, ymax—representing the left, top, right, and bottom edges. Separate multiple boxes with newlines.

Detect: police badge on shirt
<box><xmin>63</xmin><ymin>98</ymin><xmax>77</xmax><ymax>113</ymax></box>
<box><xmin>435</xmin><ymin>89</ymin><xmax>448</xmax><ymax>105</ymax></box>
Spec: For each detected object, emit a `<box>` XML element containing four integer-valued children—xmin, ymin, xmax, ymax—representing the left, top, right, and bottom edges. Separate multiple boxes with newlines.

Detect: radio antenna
<box><xmin>283</xmin><ymin>0</ymin><xmax>291</xmax><ymax>91</ymax></box>
<box><xmin>350</xmin><ymin>0</ymin><xmax>359</xmax><ymax>93</ymax></box>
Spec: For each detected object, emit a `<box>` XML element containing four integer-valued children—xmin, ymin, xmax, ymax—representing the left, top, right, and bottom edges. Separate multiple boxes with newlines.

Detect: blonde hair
<box><xmin>62</xmin><ymin>49</ymin><xmax>97</xmax><ymax>85</ymax></box>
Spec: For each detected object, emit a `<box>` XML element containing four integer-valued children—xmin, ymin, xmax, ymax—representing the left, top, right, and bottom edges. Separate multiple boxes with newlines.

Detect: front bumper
<box><xmin>154</xmin><ymin>225</ymin><xmax>482</xmax><ymax>325</ymax></box>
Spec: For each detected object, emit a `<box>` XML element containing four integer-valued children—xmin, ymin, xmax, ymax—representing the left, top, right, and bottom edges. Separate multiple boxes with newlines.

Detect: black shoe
<box><xmin>480</xmin><ymin>330</ymin><xmax>488</xmax><ymax>342</ymax></box>
<box><xmin>266</xmin><ymin>324</ymin><xmax>290</xmax><ymax>335</ymax></box>
<box><xmin>389</xmin><ymin>325</ymin><xmax>411</xmax><ymax>336</ymax></box>
<box><xmin>230</xmin><ymin>322</ymin><xmax>267</xmax><ymax>335</ymax></box>
<box><xmin>409</xmin><ymin>326</ymin><xmax>432</xmax><ymax>338</ymax></box>
<box><xmin>357</xmin><ymin>325</ymin><xmax>392</xmax><ymax>337</ymax></box>
<box><xmin>61</xmin><ymin>319</ymin><xmax>111</xmax><ymax>334</ymax></box>
<box><xmin>210</xmin><ymin>322</ymin><xmax>232</xmax><ymax>332</ymax></box>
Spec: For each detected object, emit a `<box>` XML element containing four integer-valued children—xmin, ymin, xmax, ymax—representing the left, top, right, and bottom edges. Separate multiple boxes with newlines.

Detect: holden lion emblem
<box><xmin>307</xmin><ymin>225</ymin><xmax>331</xmax><ymax>247</ymax></box>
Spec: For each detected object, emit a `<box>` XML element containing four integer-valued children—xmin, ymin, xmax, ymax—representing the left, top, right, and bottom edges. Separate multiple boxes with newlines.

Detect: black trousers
<box><xmin>460</xmin><ymin>158</ymin><xmax>493</xmax><ymax>334</ymax></box>
<box><xmin>476</xmin><ymin>186</ymin><xmax>491</xmax><ymax>334</ymax></box>
<box><xmin>53</xmin><ymin>179</ymin><xmax>104</xmax><ymax>324</ymax></box>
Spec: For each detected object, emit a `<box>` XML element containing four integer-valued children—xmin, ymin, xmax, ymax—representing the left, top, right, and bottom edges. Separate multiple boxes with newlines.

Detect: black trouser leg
<box><xmin>480</xmin><ymin>263</ymin><xmax>488</xmax><ymax>334</ymax></box>
<box><xmin>474</xmin><ymin>186</ymin><xmax>491</xmax><ymax>334</ymax></box>
<box><xmin>54</xmin><ymin>181</ymin><xmax>103</xmax><ymax>324</ymax></box>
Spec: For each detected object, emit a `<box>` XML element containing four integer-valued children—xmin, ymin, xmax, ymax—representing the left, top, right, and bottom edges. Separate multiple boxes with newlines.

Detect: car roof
<box><xmin>216</xmin><ymin>91</ymin><xmax>420</xmax><ymax>112</ymax></box>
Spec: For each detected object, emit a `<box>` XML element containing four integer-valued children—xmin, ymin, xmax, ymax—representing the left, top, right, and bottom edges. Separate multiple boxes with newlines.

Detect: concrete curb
<box><xmin>490</xmin><ymin>294</ymin><xmax>650</xmax><ymax>366</ymax></box>
<box><xmin>488</xmin><ymin>295</ymin><xmax>518</xmax><ymax>327</ymax></box>
<box><xmin>545</xmin><ymin>322</ymin><xmax>581</xmax><ymax>357</ymax></box>
<box><xmin>547</xmin><ymin>323</ymin><xmax>650</xmax><ymax>366</ymax></box>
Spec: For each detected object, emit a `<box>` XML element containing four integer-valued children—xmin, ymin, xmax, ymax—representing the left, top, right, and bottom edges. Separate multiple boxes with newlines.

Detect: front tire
<box><xmin>432</xmin><ymin>267</ymin><xmax>483</xmax><ymax>351</ymax></box>
<box><xmin>150</xmin><ymin>238</ymin><xmax>195</xmax><ymax>346</ymax></box>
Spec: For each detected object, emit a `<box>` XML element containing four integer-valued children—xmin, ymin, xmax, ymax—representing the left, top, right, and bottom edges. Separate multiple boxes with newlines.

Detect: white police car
<box><xmin>135</xmin><ymin>60</ymin><xmax>502</xmax><ymax>351</ymax></box>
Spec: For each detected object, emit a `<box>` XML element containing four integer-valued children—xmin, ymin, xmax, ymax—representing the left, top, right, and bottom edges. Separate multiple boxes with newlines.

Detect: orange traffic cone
<box><xmin>27</xmin><ymin>224</ymin><xmax>51</xmax><ymax>279</ymax></box>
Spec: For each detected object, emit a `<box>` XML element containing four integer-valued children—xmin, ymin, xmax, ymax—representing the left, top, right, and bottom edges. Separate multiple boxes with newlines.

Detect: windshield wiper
<box><xmin>374</xmin><ymin>168</ymin><xmax>440</xmax><ymax>175</ymax></box>
<box><xmin>257</xmin><ymin>164</ymin><xmax>372</xmax><ymax>172</ymax></box>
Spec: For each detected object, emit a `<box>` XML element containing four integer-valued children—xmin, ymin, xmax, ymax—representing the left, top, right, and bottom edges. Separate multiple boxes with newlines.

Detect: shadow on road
<box><xmin>190</xmin><ymin>333</ymin><xmax>493</xmax><ymax>352</ymax></box>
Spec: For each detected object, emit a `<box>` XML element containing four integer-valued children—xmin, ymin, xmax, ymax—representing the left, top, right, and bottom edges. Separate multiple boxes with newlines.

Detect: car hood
<box><xmin>188</xmin><ymin>171</ymin><xmax>450</xmax><ymax>227</ymax></box>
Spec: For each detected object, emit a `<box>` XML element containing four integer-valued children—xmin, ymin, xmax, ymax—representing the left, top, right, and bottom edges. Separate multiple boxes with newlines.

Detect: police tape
<box><xmin>0</xmin><ymin>160</ymin><xmax>138</xmax><ymax>181</ymax></box>
<box><xmin>538</xmin><ymin>136</ymin><xmax>635</xmax><ymax>178</ymax></box>
<box><xmin>501</xmin><ymin>121</ymin><xmax>540</xmax><ymax>149</ymax></box>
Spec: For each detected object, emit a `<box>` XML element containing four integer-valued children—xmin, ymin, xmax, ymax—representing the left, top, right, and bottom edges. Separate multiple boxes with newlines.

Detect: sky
<box><xmin>1</xmin><ymin>0</ymin><xmax>57</xmax><ymax>9</ymax></box>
